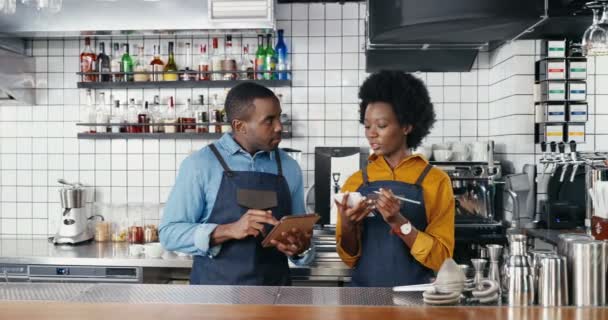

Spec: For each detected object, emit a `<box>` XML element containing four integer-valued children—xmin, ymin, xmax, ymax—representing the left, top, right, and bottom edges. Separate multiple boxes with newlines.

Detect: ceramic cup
<box><xmin>143</xmin><ymin>242</ymin><xmax>164</xmax><ymax>258</ymax></box>
<box><xmin>433</xmin><ymin>149</ymin><xmax>453</xmax><ymax>162</ymax></box>
<box><xmin>129</xmin><ymin>244</ymin><xmax>144</xmax><ymax>256</ymax></box>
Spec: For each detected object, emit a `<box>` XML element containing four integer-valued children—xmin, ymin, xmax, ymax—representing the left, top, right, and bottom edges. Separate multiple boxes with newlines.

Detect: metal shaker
<box><xmin>570</xmin><ymin>239</ymin><xmax>606</xmax><ymax>306</ymax></box>
<box><xmin>537</xmin><ymin>254</ymin><xmax>568</xmax><ymax>306</ymax></box>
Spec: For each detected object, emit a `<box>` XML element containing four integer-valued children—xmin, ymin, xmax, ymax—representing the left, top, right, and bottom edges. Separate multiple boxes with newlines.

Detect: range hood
<box><xmin>366</xmin><ymin>0</ymin><xmax>546</xmax><ymax>72</ymax></box>
<box><xmin>0</xmin><ymin>36</ymin><xmax>35</xmax><ymax>106</ymax></box>
<box><xmin>0</xmin><ymin>0</ymin><xmax>275</xmax><ymax>37</ymax></box>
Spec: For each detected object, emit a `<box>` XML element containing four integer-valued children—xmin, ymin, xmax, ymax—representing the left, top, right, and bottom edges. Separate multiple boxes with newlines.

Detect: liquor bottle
<box><xmin>111</xmin><ymin>43</ymin><xmax>123</xmax><ymax>82</ymax></box>
<box><xmin>222</xmin><ymin>35</ymin><xmax>237</xmax><ymax>80</ymax></box>
<box><xmin>180</xmin><ymin>42</ymin><xmax>194</xmax><ymax>81</ymax></box>
<box><xmin>163</xmin><ymin>42</ymin><xmax>178</xmax><ymax>81</ymax></box>
<box><xmin>127</xmin><ymin>99</ymin><xmax>141</xmax><ymax>133</ymax></box>
<box><xmin>95</xmin><ymin>92</ymin><xmax>110</xmax><ymax>133</ymax></box>
<box><xmin>152</xmin><ymin>95</ymin><xmax>164</xmax><ymax>133</ymax></box>
<box><xmin>81</xmin><ymin>89</ymin><xmax>96</xmax><ymax>133</ymax></box>
<box><xmin>240</xmin><ymin>45</ymin><xmax>254</xmax><ymax>80</ymax></box>
<box><xmin>210</xmin><ymin>94</ymin><xmax>222</xmax><ymax>133</ymax></box>
<box><xmin>164</xmin><ymin>96</ymin><xmax>177</xmax><ymax>133</ymax></box>
<box><xmin>150</xmin><ymin>45</ymin><xmax>164</xmax><ymax>82</ymax></box>
<box><xmin>179</xmin><ymin>98</ymin><xmax>196</xmax><ymax>133</ymax></box>
<box><xmin>196</xmin><ymin>94</ymin><xmax>208</xmax><ymax>133</ymax></box>
<box><xmin>198</xmin><ymin>44</ymin><xmax>210</xmax><ymax>81</ymax></box>
<box><xmin>96</xmin><ymin>42</ymin><xmax>111</xmax><ymax>82</ymax></box>
<box><xmin>121</xmin><ymin>44</ymin><xmax>134</xmax><ymax>82</ymax></box>
<box><xmin>275</xmin><ymin>29</ymin><xmax>289</xmax><ymax>80</ymax></box>
<box><xmin>80</xmin><ymin>37</ymin><xmax>97</xmax><ymax>82</ymax></box>
<box><xmin>133</xmin><ymin>46</ymin><xmax>149</xmax><ymax>82</ymax></box>
<box><xmin>255</xmin><ymin>35</ymin><xmax>265</xmax><ymax>80</ymax></box>
<box><xmin>138</xmin><ymin>101</ymin><xmax>151</xmax><ymax>133</ymax></box>
<box><xmin>110</xmin><ymin>100</ymin><xmax>123</xmax><ymax>133</ymax></box>
<box><xmin>211</xmin><ymin>37</ymin><xmax>223</xmax><ymax>81</ymax></box>
<box><xmin>264</xmin><ymin>34</ymin><xmax>276</xmax><ymax>80</ymax></box>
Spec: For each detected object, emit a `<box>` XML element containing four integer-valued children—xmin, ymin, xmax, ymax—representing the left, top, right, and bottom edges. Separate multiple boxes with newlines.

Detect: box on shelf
<box><xmin>538</xmin><ymin>59</ymin><xmax>566</xmax><ymax>81</ymax></box>
<box><xmin>568</xmin><ymin>59</ymin><xmax>587</xmax><ymax>80</ymax></box>
<box><xmin>539</xmin><ymin>81</ymin><xmax>566</xmax><ymax>102</ymax></box>
<box><xmin>568</xmin><ymin>103</ymin><xmax>588</xmax><ymax>122</ymax></box>
<box><xmin>542</xmin><ymin>40</ymin><xmax>567</xmax><ymax>58</ymax></box>
<box><xmin>537</xmin><ymin>123</ymin><xmax>565</xmax><ymax>143</ymax></box>
<box><xmin>568</xmin><ymin>82</ymin><xmax>587</xmax><ymax>101</ymax></box>
<box><xmin>566</xmin><ymin>123</ymin><xmax>586</xmax><ymax>143</ymax></box>
<box><xmin>536</xmin><ymin>102</ymin><xmax>566</xmax><ymax>123</ymax></box>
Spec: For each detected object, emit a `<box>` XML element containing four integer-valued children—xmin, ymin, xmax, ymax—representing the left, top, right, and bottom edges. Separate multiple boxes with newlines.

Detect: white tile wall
<box><xmin>0</xmin><ymin>3</ymin><xmax>556</xmax><ymax>238</ymax></box>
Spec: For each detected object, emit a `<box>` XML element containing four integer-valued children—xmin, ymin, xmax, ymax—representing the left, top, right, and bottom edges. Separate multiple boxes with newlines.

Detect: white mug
<box><xmin>129</xmin><ymin>244</ymin><xmax>144</xmax><ymax>257</ymax></box>
<box><xmin>143</xmin><ymin>242</ymin><xmax>164</xmax><ymax>258</ymax></box>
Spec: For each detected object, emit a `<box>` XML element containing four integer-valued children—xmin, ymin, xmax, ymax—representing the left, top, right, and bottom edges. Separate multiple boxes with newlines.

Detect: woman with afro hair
<box><xmin>335</xmin><ymin>71</ymin><xmax>455</xmax><ymax>287</ymax></box>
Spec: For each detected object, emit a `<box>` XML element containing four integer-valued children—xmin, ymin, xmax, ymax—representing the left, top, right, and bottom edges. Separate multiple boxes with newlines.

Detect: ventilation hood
<box><xmin>0</xmin><ymin>36</ymin><xmax>35</xmax><ymax>106</ymax></box>
<box><xmin>366</xmin><ymin>0</ymin><xmax>547</xmax><ymax>72</ymax></box>
<box><xmin>0</xmin><ymin>0</ymin><xmax>275</xmax><ymax>37</ymax></box>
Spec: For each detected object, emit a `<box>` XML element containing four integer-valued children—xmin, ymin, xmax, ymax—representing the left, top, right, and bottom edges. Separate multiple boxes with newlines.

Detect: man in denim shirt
<box><xmin>160</xmin><ymin>83</ymin><xmax>313</xmax><ymax>285</ymax></box>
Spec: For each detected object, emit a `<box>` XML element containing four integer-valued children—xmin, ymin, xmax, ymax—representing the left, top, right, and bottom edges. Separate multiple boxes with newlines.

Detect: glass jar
<box><xmin>94</xmin><ymin>221</ymin><xmax>110</xmax><ymax>242</ymax></box>
<box><xmin>144</xmin><ymin>224</ymin><xmax>159</xmax><ymax>243</ymax></box>
<box><xmin>128</xmin><ymin>226</ymin><xmax>144</xmax><ymax>244</ymax></box>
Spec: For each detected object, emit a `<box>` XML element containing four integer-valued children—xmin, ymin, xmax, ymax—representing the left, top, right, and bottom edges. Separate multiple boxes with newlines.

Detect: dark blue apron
<box><xmin>190</xmin><ymin>144</ymin><xmax>292</xmax><ymax>286</ymax></box>
<box><xmin>350</xmin><ymin>163</ymin><xmax>435</xmax><ymax>287</ymax></box>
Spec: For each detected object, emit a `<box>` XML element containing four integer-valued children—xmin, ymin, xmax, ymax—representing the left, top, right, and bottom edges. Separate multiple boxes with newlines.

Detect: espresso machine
<box><xmin>53</xmin><ymin>180</ymin><xmax>94</xmax><ymax>244</ymax></box>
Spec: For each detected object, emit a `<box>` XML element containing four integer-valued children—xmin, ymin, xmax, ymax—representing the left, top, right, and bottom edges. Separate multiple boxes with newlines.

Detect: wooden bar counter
<box><xmin>0</xmin><ymin>283</ymin><xmax>606</xmax><ymax>320</ymax></box>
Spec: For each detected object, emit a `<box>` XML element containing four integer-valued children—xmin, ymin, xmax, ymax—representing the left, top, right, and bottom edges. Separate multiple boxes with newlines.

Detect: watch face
<box><xmin>400</xmin><ymin>222</ymin><xmax>412</xmax><ymax>235</ymax></box>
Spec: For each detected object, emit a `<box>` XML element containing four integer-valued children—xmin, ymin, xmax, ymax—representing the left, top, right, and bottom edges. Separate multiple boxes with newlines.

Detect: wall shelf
<box><xmin>77</xmin><ymin>132</ymin><xmax>293</xmax><ymax>140</ymax></box>
<box><xmin>77</xmin><ymin>79</ymin><xmax>292</xmax><ymax>89</ymax></box>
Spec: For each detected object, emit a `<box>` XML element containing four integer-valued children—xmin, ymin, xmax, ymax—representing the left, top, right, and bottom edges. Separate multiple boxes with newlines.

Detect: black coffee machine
<box><xmin>539</xmin><ymin>165</ymin><xmax>586</xmax><ymax>229</ymax></box>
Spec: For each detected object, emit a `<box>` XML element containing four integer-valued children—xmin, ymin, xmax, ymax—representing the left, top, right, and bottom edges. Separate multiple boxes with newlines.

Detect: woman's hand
<box><xmin>335</xmin><ymin>192</ymin><xmax>374</xmax><ymax>228</ymax></box>
<box><xmin>375</xmin><ymin>188</ymin><xmax>407</xmax><ymax>227</ymax></box>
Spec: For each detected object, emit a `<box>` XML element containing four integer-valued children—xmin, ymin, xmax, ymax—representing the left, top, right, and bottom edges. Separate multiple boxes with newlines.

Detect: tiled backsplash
<box><xmin>2</xmin><ymin>2</ymin><xmax>601</xmax><ymax>238</ymax></box>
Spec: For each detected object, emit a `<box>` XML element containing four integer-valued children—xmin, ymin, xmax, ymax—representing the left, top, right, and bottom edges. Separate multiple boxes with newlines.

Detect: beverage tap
<box><xmin>549</xmin><ymin>142</ymin><xmax>558</xmax><ymax>176</ymax></box>
<box><xmin>558</xmin><ymin>142</ymin><xmax>571</xmax><ymax>182</ymax></box>
<box><xmin>539</xmin><ymin>141</ymin><xmax>550</xmax><ymax>180</ymax></box>
<box><xmin>568</xmin><ymin>140</ymin><xmax>582</xmax><ymax>182</ymax></box>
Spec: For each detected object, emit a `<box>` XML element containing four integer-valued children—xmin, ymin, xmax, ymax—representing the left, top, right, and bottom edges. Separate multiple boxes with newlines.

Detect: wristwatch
<box><xmin>393</xmin><ymin>221</ymin><xmax>412</xmax><ymax>236</ymax></box>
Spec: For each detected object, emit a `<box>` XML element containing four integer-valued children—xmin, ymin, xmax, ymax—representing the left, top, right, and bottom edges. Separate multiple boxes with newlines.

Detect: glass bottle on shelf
<box><xmin>222</xmin><ymin>35</ymin><xmax>237</xmax><ymax>80</ymax></box>
<box><xmin>150</xmin><ymin>45</ymin><xmax>164</xmax><ymax>82</ymax></box>
<box><xmin>163</xmin><ymin>42</ymin><xmax>178</xmax><ymax>81</ymax></box>
<box><xmin>210</xmin><ymin>94</ymin><xmax>222</xmax><ymax>133</ymax></box>
<box><xmin>138</xmin><ymin>101</ymin><xmax>151</xmax><ymax>133</ymax></box>
<box><xmin>275</xmin><ymin>29</ymin><xmax>289</xmax><ymax>80</ymax></box>
<box><xmin>240</xmin><ymin>44</ymin><xmax>255</xmax><ymax>80</ymax></box>
<box><xmin>198</xmin><ymin>44</ymin><xmax>210</xmax><ymax>81</ymax></box>
<box><xmin>110</xmin><ymin>100</ymin><xmax>123</xmax><ymax>133</ymax></box>
<box><xmin>179</xmin><ymin>98</ymin><xmax>196</xmax><ymax>133</ymax></box>
<box><xmin>121</xmin><ymin>43</ymin><xmax>134</xmax><ymax>82</ymax></box>
<box><xmin>96</xmin><ymin>42</ymin><xmax>111</xmax><ymax>82</ymax></box>
<box><xmin>196</xmin><ymin>95</ymin><xmax>209</xmax><ymax>134</ymax></box>
<box><xmin>221</xmin><ymin>110</ymin><xmax>231</xmax><ymax>133</ymax></box>
<box><xmin>264</xmin><ymin>34</ymin><xmax>276</xmax><ymax>80</ymax></box>
<box><xmin>164</xmin><ymin>96</ymin><xmax>177</xmax><ymax>133</ymax></box>
<box><xmin>95</xmin><ymin>92</ymin><xmax>109</xmax><ymax>133</ymax></box>
<box><xmin>81</xmin><ymin>89</ymin><xmax>96</xmax><ymax>133</ymax></box>
<box><xmin>211</xmin><ymin>37</ymin><xmax>223</xmax><ymax>81</ymax></box>
<box><xmin>255</xmin><ymin>35</ymin><xmax>265</xmax><ymax>80</ymax></box>
<box><xmin>80</xmin><ymin>37</ymin><xmax>97</xmax><ymax>82</ymax></box>
<box><xmin>111</xmin><ymin>43</ymin><xmax>123</xmax><ymax>82</ymax></box>
<box><xmin>127</xmin><ymin>99</ymin><xmax>141</xmax><ymax>133</ymax></box>
<box><xmin>180</xmin><ymin>42</ymin><xmax>194</xmax><ymax>81</ymax></box>
<box><xmin>133</xmin><ymin>46</ymin><xmax>149</xmax><ymax>82</ymax></box>
<box><xmin>152</xmin><ymin>95</ymin><xmax>164</xmax><ymax>133</ymax></box>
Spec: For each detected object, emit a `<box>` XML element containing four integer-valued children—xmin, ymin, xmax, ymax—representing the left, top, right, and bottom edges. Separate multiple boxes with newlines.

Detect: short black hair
<box><xmin>225</xmin><ymin>82</ymin><xmax>278</xmax><ymax>122</ymax></box>
<box><xmin>359</xmin><ymin>71</ymin><xmax>436</xmax><ymax>149</ymax></box>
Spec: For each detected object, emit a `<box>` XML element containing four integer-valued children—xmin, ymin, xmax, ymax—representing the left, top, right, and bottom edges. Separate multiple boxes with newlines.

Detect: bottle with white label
<box><xmin>110</xmin><ymin>100</ymin><xmax>123</xmax><ymax>133</ymax></box>
<box><xmin>81</xmin><ymin>89</ymin><xmax>96</xmax><ymax>133</ymax></box>
<box><xmin>96</xmin><ymin>92</ymin><xmax>109</xmax><ymax>133</ymax></box>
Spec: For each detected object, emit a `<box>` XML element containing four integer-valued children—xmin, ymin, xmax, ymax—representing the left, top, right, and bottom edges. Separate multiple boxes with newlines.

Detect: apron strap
<box><xmin>209</xmin><ymin>144</ymin><xmax>235</xmax><ymax>177</ymax></box>
<box><xmin>415</xmin><ymin>164</ymin><xmax>433</xmax><ymax>186</ymax></box>
<box><xmin>362</xmin><ymin>165</ymin><xmax>369</xmax><ymax>185</ymax></box>
<box><xmin>274</xmin><ymin>149</ymin><xmax>283</xmax><ymax>177</ymax></box>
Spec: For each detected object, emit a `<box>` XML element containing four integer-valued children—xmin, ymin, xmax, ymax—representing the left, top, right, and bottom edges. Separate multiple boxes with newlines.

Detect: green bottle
<box><xmin>255</xmin><ymin>35</ymin><xmax>266</xmax><ymax>80</ymax></box>
<box><xmin>121</xmin><ymin>43</ymin><xmax>134</xmax><ymax>82</ymax></box>
<box><xmin>264</xmin><ymin>34</ymin><xmax>276</xmax><ymax>80</ymax></box>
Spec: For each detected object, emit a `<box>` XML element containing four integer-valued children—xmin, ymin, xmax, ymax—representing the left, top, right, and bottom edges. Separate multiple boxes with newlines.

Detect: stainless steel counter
<box><xmin>0</xmin><ymin>283</ymin><xmax>425</xmax><ymax>306</ymax></box>
<box><xmin>0</xmin><ymin>239</ymin><xmax>192</xmax><ymax>268</ymax></box>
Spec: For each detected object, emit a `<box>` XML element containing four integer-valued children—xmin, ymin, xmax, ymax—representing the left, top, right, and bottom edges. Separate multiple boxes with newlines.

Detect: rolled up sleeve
<box><xmin>410</xmin><ymin>176</ymin><xmax>455</xmax><ymax>272</ymax></box>
<box><xmin>159</xmin><ymin>156</ymin><xmax>221</xmax><ymax>256</ymax></box>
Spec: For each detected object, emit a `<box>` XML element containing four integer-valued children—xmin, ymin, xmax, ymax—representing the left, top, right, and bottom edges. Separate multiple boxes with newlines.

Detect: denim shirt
<box><xmin>159</xmin><ymin>133</ymin><xmax>314</xmax><ymax>265</ymax></box>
